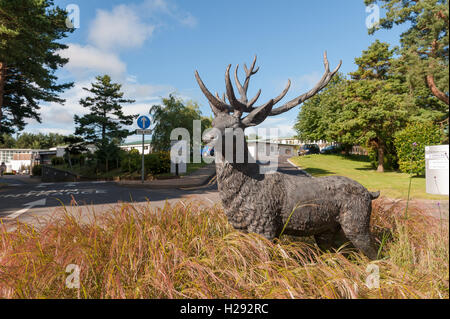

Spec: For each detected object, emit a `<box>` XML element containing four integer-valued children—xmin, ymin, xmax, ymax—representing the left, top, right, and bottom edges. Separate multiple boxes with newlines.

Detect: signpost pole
<box><xmin>141</xmin><ymin>132</ymin><xmax>145</xmax><ymax>183</ymax></box>
<box><xmin>137</xmin><ymin>115</ymin><xmax>151</xmax><ymax>184</ymax></box>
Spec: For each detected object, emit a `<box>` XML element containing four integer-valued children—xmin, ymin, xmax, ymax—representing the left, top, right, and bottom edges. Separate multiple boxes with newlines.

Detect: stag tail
<box><xmin>370</xmin><ymin>191</ymin><xmax>380</xmax><ymax>200</ymax></box>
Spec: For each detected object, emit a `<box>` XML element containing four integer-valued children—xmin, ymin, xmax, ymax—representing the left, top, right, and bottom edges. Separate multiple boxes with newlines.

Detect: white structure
<box><xmin>425</xmin><ymin>144</ymin><xmax>449</xmax><ymax>195</ymax></box>
<box><xmin>0</xmin><ymin>149</ymin><xmax>43</xmax><ymax>173</ymax></box>
<box><xmin>170</xmin><ymin>140</ymin><xmax>187</xmax><ymax>175</ymax></box>
<box><xmin>247</xmin><ymin>140</ymin><xmax>296</xmax><ymax>159</ymax></box>
<box><xmin>120</xmin><ymin>140</ymin><xmax>152</xmax><ymax>155</ymax></box>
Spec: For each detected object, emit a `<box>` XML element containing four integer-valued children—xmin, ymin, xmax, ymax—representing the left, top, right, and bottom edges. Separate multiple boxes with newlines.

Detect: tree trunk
<box><xmin>377</xmin><ymin>147</ymin><xmax>384</xmax><ymax>173</ymax></box>
<box><xmin>426</xmin><ymin>74</ymin><xmax>449</xmax><ymax>105</ymax></box>
<box><xmin>0</xmin><ymin>62</ymin><xmax>6</xmax><ymax>133</ymax></box>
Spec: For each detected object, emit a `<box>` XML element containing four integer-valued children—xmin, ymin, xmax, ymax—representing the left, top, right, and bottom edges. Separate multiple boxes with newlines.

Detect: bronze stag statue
<box><xmin>195</xmin><ymin>53</ymin><xmax>380</xmax><ymax>259</ymax></box>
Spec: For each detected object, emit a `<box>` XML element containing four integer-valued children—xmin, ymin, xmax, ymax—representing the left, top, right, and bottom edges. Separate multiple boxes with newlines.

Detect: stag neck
<box><xmin>214</xmin><ymin>137</ymin><xmax>261</xmax><ymax>180</ymax></box>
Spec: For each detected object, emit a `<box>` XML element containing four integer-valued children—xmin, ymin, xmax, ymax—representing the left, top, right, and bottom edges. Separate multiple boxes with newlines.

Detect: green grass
<box><xmin>290</xmin><ymin>154</ymin><xmax>448</xmax><ymax>200</ymax></box>
<box><xmin>0</xmin><ymin>200</ymin><xmax>447</xmax><ymax>298</ymax></box>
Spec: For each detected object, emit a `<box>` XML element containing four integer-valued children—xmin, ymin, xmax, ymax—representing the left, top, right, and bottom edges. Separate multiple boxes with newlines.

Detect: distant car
<box><xmin>320</xmin><ymin>145</ymin><xmax>340</xmax><ymax>154</ymax></box>
<box><xmin>297</xmin><ymin>144</ymin><xmax>320</xmax><ymax>156</ymax></box>
<box><xmin>202</xmin><ymin>146</ymin><xmax>214</xmax><ymax>157</ymax></box>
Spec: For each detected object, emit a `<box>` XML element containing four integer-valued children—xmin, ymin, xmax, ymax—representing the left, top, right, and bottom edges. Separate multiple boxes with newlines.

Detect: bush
<box><xmin>32</xmin><ymin>165</ymin><xmax>42</xmax><ymax>176</ymax></box>
<box><xmin>120</xmin><ymin>150</ymin><xmax>170</xmax><ymax>176</ymax></box>
<box><xmin>144</xmin><ymin>151</ymin><xmax>170</xmax><ymax>175</ymax></box>
<box><xmin>120</xmin><ymin>149</ymin><xmax>141</xmax><ymax>173</ymax></box>
<box><xmin>394</xmin><ymin>122</ymin><xmax>442</xmax><ymax>175</ymax></box>
<box><xmin>51</xmin><ymin>156</ymin><xmax>65</xmax><ymax>166</ymax></box>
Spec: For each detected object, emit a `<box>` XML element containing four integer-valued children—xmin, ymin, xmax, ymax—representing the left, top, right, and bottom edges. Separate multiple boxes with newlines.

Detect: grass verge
<box><xmin>0</xmin><ymin>200</ymin><xmax>448</xmax><ymax>299</ymax></box>
<box><xmin>290</xmin><ymin>154</ymin><xmax>448</xmax><ymax>200</ymax></box>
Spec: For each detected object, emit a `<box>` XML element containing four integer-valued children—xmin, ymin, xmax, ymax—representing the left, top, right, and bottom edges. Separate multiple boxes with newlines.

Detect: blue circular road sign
<box><xmin>137</xmin><ymin>115</ymin><xmax>151</xmax><ymax>129</ymax></box>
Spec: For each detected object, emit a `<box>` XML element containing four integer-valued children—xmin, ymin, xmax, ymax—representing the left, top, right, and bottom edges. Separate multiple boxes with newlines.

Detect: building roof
<box><xmin>246</xmin><ymin>140</ymin><xmax>297</xmax><ymax>147</ymax></box>
<box><xmin>120</xmin><ymin>140</ymin><xmax>152</xmax><ymax>146</ymax></box>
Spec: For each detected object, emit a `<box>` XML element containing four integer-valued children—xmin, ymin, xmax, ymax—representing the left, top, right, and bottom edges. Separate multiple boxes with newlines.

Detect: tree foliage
<box><xmin>365</xmin><ymin>0</ymin><xmax>449</xmax><ymax>111</ymax></box>
<box><xmin>296</xmin><ymin>41</ymin><xmax>411</xmax><ymax>172</ymax></box>
<box><xmin>0</xmin><ymin>0</ymin><xmax>74</xmax><ymax>134</ymax></box>
<box><xmin>394</xmin><ymin>121</ymin><xmax>442</xmax><ymax>175</ymax></box>
<box><xmin>0</xmin><ymin>132</ymin><xmax>67</xmax><ymax>149</ymax></box>
<box><xmin>150</xmin><ymin>94</ymin><xmax>212</xmax><ymax>152</ymax></box>
<box><xmin>74</xmin><ymin>75</ymin><xmax>137</xmax><ymax>171</ymax></box>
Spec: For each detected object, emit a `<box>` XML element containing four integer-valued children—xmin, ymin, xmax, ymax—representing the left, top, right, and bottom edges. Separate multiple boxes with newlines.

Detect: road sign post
<box><xmin>136</xmin><ymin>116</ymin><xmax>152</xmax><ymax>183</ymax></box>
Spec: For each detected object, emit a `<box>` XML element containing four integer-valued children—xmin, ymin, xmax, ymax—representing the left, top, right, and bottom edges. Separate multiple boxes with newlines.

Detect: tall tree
<box><xmin>149</xmin><ymin>94</ymin><xmax>212</xmax><ymax>152</ymax></box>
<box><xmin>74</xmin><ymin>75</ymin><xmax>137</xmax><ymax>171</ymax></box>
<box><xmin>295</xmin><ymin>73</ymin><xmax>347</xmax><ymax>143</ymax></box>
<box><xmin>0</xmin><ymin>0</ymin><xmax>74</xmax><ymax>134</ymax></box>
<box><xmin>365</xmin><ymin>0</ymin><xmax>449</xmax><ymax>110</ymax></box>
<box><xmin>295</xmin><ymin>42</ymin><xmax>410</xmax><ymax>172</ymax></box>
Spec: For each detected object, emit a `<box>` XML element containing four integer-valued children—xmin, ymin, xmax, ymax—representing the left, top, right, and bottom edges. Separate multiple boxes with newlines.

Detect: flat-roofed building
<box><xmin>120</xmin><ymin>140</ymin><xmax>153</xmax><ymax>155</ymax></box>
<box><xmin>0</xmin><ymin>149</ymin><xmax>44</xmax><ymax>173</ymax></box>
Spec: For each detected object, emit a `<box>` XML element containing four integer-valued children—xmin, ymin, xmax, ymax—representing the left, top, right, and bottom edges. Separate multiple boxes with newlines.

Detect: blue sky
<box><xmin>25</xmin><ymin>0</ymin><xmax>407</xmax><ymax>142</ymax></box>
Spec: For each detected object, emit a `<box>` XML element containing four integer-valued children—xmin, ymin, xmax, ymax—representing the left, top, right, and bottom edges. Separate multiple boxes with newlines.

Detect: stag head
<box><xmin>195</xmin><ymin>53</ymin><xmax>342</xmax><ymax>143</ymax></box>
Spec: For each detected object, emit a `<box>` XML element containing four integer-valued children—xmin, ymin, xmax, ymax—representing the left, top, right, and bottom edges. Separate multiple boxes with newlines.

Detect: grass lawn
<box><xmin>290</xmin><ymin>154</ymin><xmax>448</xmax><ymax>200</ymax></box>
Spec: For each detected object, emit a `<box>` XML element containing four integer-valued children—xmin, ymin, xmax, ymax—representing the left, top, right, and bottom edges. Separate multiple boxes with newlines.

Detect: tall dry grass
<box><xmin>0</xmin><ymin>198</ymin><xmax>448</xmax><ymax>299</ymax></box>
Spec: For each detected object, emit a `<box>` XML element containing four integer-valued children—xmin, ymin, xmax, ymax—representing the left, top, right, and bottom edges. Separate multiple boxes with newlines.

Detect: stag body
<box><xmin>196</xmin><ymin>54</ymin><xmax>379</xmax><ymax>259</ymax></box>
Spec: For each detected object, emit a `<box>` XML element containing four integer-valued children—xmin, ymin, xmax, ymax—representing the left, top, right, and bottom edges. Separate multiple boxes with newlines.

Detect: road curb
<box><xmin>286</xmin><ymin>158</ymin><xmax>312</xmax><ymax>177</ymax></box>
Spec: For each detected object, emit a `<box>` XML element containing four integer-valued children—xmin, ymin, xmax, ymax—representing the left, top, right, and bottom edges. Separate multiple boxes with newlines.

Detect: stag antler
<box><xmin>269</xmin><ymin>52</ymin><xmax>342</xmax><ymax>116</ymax></box>
<box><xmin>195</xmin><ymin>52</ymin><xmax>342</xmax><ymax>126</ymax></box>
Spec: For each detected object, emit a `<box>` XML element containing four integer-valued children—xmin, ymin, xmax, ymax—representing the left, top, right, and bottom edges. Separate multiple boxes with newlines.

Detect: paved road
<box><xmin>0</xmin><ymin>179</ymin><xmax>220</xmax><ymax>224</ymax></box>
<box><xmin>0</xmin><ymin>157</ymin><xmax>308</xmax><ymax>226</ymax></box>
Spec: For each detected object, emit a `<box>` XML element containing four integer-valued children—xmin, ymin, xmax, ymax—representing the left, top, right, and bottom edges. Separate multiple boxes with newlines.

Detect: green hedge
<box><xmin>120</xmin><ymin>150</ymin><xmax>170</xmax><ymax>175</ymax></box>
<box><xmin>394</xmin><ymin>122</ymin><xmax>442</xmax><ymax>175</ymax></box>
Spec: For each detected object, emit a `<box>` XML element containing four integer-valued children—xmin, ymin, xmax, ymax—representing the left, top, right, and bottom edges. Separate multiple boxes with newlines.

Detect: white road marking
<box><xmin>65</xmin><ymin>183</ymin><xmax>76</xmax><ymax>187</ymax></box>
<box><xmin>6</xmin><ymin>198</ymin><xmax>47</xmax><ymax>219</ymax></box>
<box><xmin>37</xmin><ymin>183</ymin><xmax>54</xmax><ymax>188</ymax></box>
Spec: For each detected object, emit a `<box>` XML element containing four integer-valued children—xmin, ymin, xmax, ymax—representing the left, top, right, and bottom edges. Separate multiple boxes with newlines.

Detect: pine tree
<box><xmin>365</xmin><ymin>0</ymin><xmax>449</xmax><ymax>109</ymax></box>
<box><xmin>0</xmin><ymin>0</ymin><xmax>74</xmax><ymax>134</ymax></box>
<box><xmin>74</xmin><ymin>75</ymin><xmax>137</xmax><ymax>171</ymax></box>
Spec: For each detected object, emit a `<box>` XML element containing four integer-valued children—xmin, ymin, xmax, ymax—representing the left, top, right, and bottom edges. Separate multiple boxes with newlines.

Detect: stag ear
<box><xmin>241</xmin><ymin>100</ymin><xmax>274</xmax><ymax>127</ymax></box>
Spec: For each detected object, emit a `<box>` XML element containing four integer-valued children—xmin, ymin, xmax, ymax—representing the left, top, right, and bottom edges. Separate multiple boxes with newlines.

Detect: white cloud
<box><xmin>88</xmin><ymin>5</ymin><xmax>155</xmax><ymax>50</ymax></box>
<box><xmin>290</xmin><ymin>71</ymin><xmax>322</xmax><ymax>92</ymax></box>
<box><xmin>142</xmin><ymin>0</ymin><xmax>198</xmax><ymax>27</ymax></box>
<box><xmin>60</xmin><ymin>44</ymin><xmax>127</xmax><ymax>77</ymax></box>
<box><xmin>246</xmin><ymin>116</ymin><xmax>297</xmax><ymax>139</ymax></box>
<box><xmin>123</xmin><ymin>82</ymin><xmax>175</xmax><ymax>103</ymax></box>
<box><xmin>36</xmin><ymin>128</ymin><xmax>74</xmax><ymax>136</ymax></box>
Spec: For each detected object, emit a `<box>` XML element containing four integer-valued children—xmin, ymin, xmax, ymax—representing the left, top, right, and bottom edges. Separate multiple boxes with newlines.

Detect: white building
<box><xmin>247</xmin><ymin>140</ymin><xmax>296</xmax><ymax>160</ymax></box>
<box><xmin>0</xmin><ymin>149</ymin><xmax>43</xmax><ymax>173</ymax></box>
<box><xmin>120</xmin><ymin>140</ymin><xmax>153</xmax><ymax>155</ymax></box>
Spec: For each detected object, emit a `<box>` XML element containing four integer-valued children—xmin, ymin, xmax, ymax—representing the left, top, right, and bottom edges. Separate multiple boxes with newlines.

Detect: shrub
<box><xmin>51</xmin><ymin>156</ymin><xmax>65</xmax><ymax>166</ymax></box>
<box><xmin>144</xmin><ymin>151</ymin><xmax>170</xmax><ymax>175</ymax></box>
<box><xmin>120</xmin><ymin>149</ymin><xmax>141</xmax><ymax>173</ymax></box>
<box><xmin>32</xmin><ymin>165</ymin><xmax>42</xmax><ymax>176</ymax></box>
<box><xmin>394</xmin><ymin>122</ymin><xmax>442</xmax><ymax>175</ymax></box>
